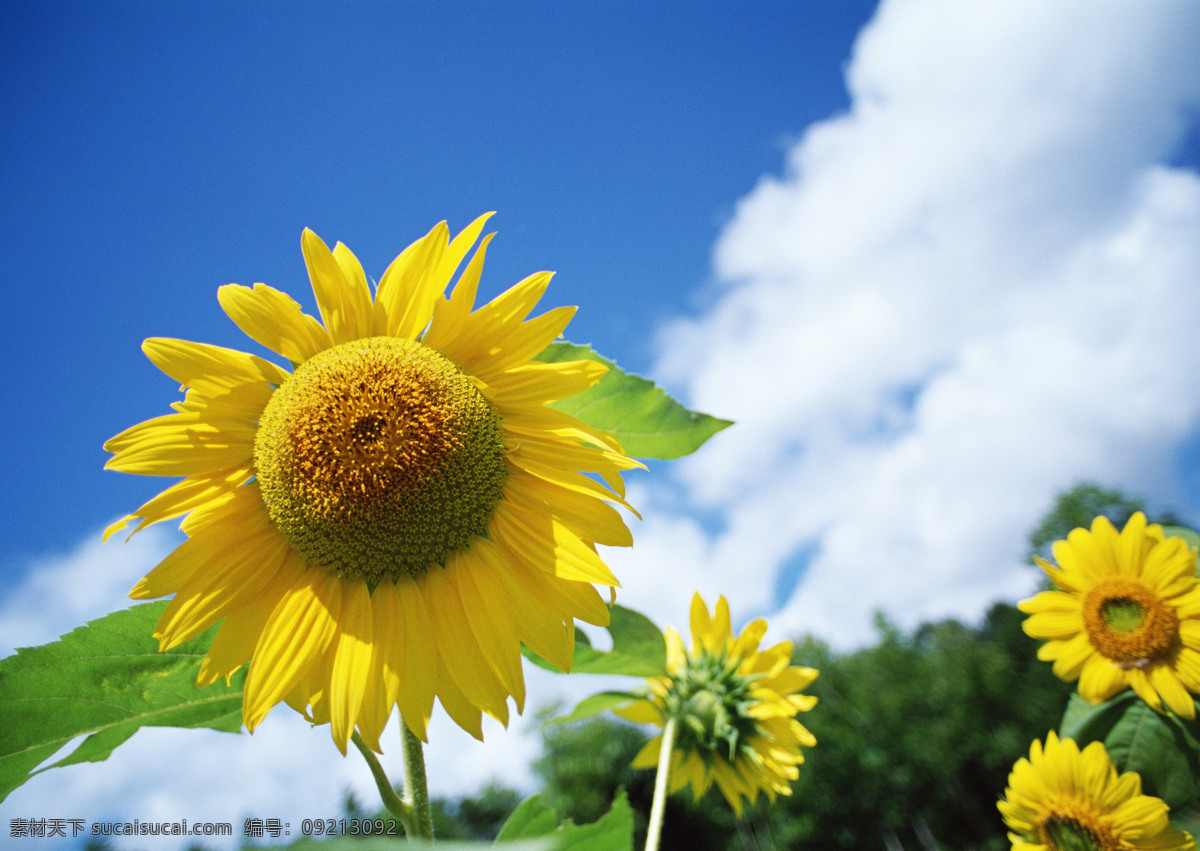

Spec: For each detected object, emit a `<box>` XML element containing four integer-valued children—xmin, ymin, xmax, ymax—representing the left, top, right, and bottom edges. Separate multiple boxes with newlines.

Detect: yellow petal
<box><xmin>329</xmin><ymin>581</ymin><xmax>374</xmax><ymax>753</ymax></box>
<box><xmin>485</xmin><ymin>360</ymin><xmax>608</xmax><ymax>408</ymax></box>
<box><xmin>301</xmin><ymin>229</ymin><xmax>373</xmax><ymax>344</ymax></box>
<box><xmin>491</xmin><ymin>501</ymin><xmax>619</xmax><ymax>587</ymax></box>
<box><xmin>197</xmin><ymin>550</ymin><xmax>306</xmax><ymax>687</ymax></box>
<box><xmin>218</xmin><ymin>283</ymin><xmax>331</xmax><ymax>363</ymax></box>
<box><xmin>433</xmin><ymin>660</ymin><xmax>484</xmax><ymax>741</ymax></box>
<box><xmin>689</xmin><ymin>592</ymin><xmax>713</xmax><ymax>655</ymax></box>
<box><xmin>478</xmin><ymin>537</ymin><xmax>576</xmax><ymax>672</ymax></box>
<box><xmin>422</xmin><ymin>563</ymin><xmax>510</xmax><ymax>724</ymax></box>
<box><xmin>243</xmin><ymin>569</ymin><xmax>342</xmax><ymax>731</ymax></box>
<box><xmin>141</xmin><ymin>337</ymin><xmax>289</xmax><ymax>397</ymax></box>
<box><xmin>372</xmin><ymin>222</ymin><xmax>448</xmax><ymax>339</ymax></box>
<box><xmin>104</xmin><ymin>411</ymin><xmax>256</xmax><ymax>476</ymax></box>
<box><xmin>454</xmin><ymin>551</ymin><xmax>527</xmax><ymax>712</ymax></box>
<box><xmin>423</xmin><ymin>231</ymin><xmax>495</xmax><ymax>352</ymax></box>
<box><xmin>130</xmin><ymin>485</ymin><xmax>261</xmax><ymax>599</ymax></box>
<box><xmin>392</xmin><ymin>579</ymin><xmax>438</xmax><ymax>743</ymax></box>
<box><xmin>104</xmin><ymin>465</ymin><xmax>250</xmax><ymax>541</ymax></box>
<box><xmin>154</xmin><ymin>519</ymin><xmax>289</xmax><ymax>649</ymax></box>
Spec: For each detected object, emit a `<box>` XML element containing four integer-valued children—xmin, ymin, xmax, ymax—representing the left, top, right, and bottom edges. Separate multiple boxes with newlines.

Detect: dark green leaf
<box><xmin>0</xmin><ymin>602</ymin><xmax>244</xmax><ymax>802</ymax></box>
<box><xmin>525</xmin><ymin>605</ymin><xmax>666</xmax><ymax>679</ymax></box>
<box><xmin>537</xmin><ymin>342</ymin><xmax>731</xmax><ymax>460</ymax></box>
<box><xmin>1059</xmin><ymin>690</ymin><xmax>1139</xmax><ymax>743</ymax></box>
<box><xmin>496</xmin><ymin>789</ymin><xmax>633</xmax><ymax>851</ymax></box>
<box><xmin>1060</xmin><ymin>691</ymin><xmax>1200</xmax><ymax>807</ymax></box>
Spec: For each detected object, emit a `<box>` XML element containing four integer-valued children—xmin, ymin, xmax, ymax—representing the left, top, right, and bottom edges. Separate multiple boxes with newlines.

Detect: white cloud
<box><xmin>645</xmin><ymin>0</ymin><xmax>1200</xmax><ymax>649</ymax></box>
<box><xmin>0</xmin><ymin>525</ymin><xmax>180</xmax><ymax>657</ymax></box>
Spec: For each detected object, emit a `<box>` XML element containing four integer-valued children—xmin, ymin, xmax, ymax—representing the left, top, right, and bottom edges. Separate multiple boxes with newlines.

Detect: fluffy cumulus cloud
<box><xmin>648</xmin><ymin>0</ymin><xmax>1200</xmax><ymax>648</ymax></box>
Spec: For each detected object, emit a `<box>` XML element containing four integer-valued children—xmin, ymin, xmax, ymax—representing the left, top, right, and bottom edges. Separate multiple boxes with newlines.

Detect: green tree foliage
<box><xmin>531</xmin><ymin>711</ymin><xmax>652</xmax><ymax>830</ymax></box>
<box><xmin>339</xmin><ymin>781</ymin><xmax>522</xmax><ymax>842</ymax></box>
<box><xmin>763</xmin><ymin>604</ymin><xmax>1073</xmax><ymax>850</ymax></box>
<box><xmin>1028</xmin><ymin>482</ymin><xmax>1185</xmax><ymax>564</ymax></box>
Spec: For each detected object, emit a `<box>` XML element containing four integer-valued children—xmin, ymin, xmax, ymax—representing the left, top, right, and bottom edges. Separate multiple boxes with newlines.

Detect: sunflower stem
<box><xmin>645</xmin><ymin>715</ymin><xmax>677</xmax><ymax>851</ymax></box>
<box><xmin>350</xmin><ymin>731</ymin><xmax>418</xmax><ymax>838</ymax></box>
<box><xmin>400</xmin><ymin>717</ymin><xmax>435</xmax><ymax>840</ymax></box>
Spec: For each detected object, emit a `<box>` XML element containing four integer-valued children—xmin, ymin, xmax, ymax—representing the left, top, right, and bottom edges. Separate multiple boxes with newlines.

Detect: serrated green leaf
<box><xmin>0</xmin><ymin>601</ymin><xmax>245</xmax><ymax>802</ymax></box>
<box><xmin>524</xmin><ymin>605</ymin><xmax>666</xmax><ymax>679</ymax></box>
<box><xmin>496</xmin><ymin>789</ymin><xmax>633</xmax><ymax>851</ymax></box>
<box><xmin>537</xmin><ymin>342</ymin><xmax>731</xmax><ymax>460</ymax></box>
<box><xmin>1060</xmin><ymin>691</ymin><xmax>1200</xmax><ymax>807</ymax></box>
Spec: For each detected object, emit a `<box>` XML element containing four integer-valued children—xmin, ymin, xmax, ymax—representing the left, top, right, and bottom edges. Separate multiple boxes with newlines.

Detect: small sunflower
<box><xmin>1019</xmin><ymin>512</ymin><xmax>1200</xmax><ymax>719</ymax></box>
<box><xmin>105</xmin><ymin>215</ymin><xmax>642</xmax><ymax>752</ymax></box>
<box><xmin>998</xmin><ymin>731</ymin><xmax>1195</xmax><ymax>851</ymax></box>
<box><xmin>615</xmin><ymin>592</ymin><xmax>818</xmax><ymax>816</ymax></box>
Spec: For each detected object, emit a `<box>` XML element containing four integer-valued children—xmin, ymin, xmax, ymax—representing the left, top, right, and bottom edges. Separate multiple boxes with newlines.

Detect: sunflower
<box><xmin>998</xmin><ymin>731</ymin><xmax>1195</xmax><ymax>851</ymax></box>
<box><xmin>615</xmin><ymin>592</ymin><xmax>818</xmax><ymax>816</ymax></box>
<box><xmin>1019</xmin><ymin>512</ymin><xmax>1200</xmax><ymax>719</ymax></box>
<box><xmin>104</xmin><ymin>214</ymin><xmax>642</xmax><ymax>752</ymax></box>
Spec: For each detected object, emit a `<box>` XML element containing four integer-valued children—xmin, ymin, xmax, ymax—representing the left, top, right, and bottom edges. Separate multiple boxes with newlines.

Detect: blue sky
<box><xmin>0</xmin><ymin>0</ymin><xmax>874</xmax><ymax>571</ymax></box>
<box><xmin>5</xmin><ymin>1</ymin><xmax>1200</xmax><ymax>846</ymax></box>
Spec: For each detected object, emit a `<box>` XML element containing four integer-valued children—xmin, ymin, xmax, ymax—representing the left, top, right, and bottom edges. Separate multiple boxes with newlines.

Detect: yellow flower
<box><xmin>1019</xmin><ymin>513</ymin><xmax>1200</xmax><ymax>719</ymax></box>
<box><xmin>998</xmin><ymin>731</ymin><xmax>1194</xmax><ymax>851</ymax></box>
<box><xmin>615</xmin><ymin>592</ymin><xmax>817</xmax><ymax>816</ymax></box>
<box><xmin>105</xmin><ymin>215</ymin><xmax>642</xmax><ymax>752</ymax></box>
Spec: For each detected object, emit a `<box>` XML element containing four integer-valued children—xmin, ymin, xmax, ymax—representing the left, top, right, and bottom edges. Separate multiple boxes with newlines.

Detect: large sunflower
<box><xmin>105</xmin><ymin>215</ymin><xmax>641</xmax><ymax>752</ymax></box>
<box><xmin>998</xmin><ymin>731</ymin><xmax>1195</xmax><ymax>851</ymax></box>
<box><xmin>615</xmin><ymin>592</ymin><xmax>818</xmax><ymax>816</ymax></box>
<box><xmin>1019</xmin><ymin>513</ymin><xmax>1200</xmax><ymax>719</ymax></box>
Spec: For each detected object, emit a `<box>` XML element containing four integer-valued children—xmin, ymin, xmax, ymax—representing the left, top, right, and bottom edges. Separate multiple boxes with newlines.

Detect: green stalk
<box><xmin>644</xmin><ymin>716</ymin><xmax>677</xmax><ymax>851</ymax></box>
<box><xmin>350</xmin><ymin>731</ymin><xmax>417</xmax><ymax>838</ymax></box>
<box><xmin>400</xmin><ymin>717</ymin><xmax>435</xmax><ymax>840</ymax></box>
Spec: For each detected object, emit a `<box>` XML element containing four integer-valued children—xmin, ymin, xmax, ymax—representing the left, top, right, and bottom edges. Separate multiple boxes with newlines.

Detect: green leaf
<box><xmin>496</xmin><ymin>795</ymin><xmax>560</xmax><ymax>842</ymax></box>
<box><xmin>0</xmin><ymin>601</ymin><xmax>245</xmax><ymax>803</ymax></box>
<box><xmin>537</xmin><ymin>342</ymin><xmax>731</xmax><ymax>460</ymax></box>
<box><xmin>548</xmin><ymin>691</ymin><xmax>649</xmax><ymax>726</ymax></box>
<box><xmin>525</xmin><ymin>604</ymin><xmax>667</xmax><ymax>678</ymax></box>
<box><xmin>496</xmin><ymin>789</ymin><xmax>634</xmax><ymax>850</ymax></box>
<box><xmin>1060</xmin><ymin>691</ymin><xmax>1200</xmax><ymax>807</ymax></box>
<box><xmin>1059</xmin><ymin>690</ymin><xmax>1138</xmax><ymax>743</ymax></box>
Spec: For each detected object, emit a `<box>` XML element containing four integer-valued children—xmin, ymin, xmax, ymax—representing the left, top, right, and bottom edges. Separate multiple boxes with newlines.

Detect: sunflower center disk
<box><xmin>1082</xmin><ymin>579</ymin><xmax>1180</xmax><ymax>668</ymax></box>
<box><xmin>255</xmin><ymin>336</ymin><xmax>507</xmax><ymax>583</ymax></box>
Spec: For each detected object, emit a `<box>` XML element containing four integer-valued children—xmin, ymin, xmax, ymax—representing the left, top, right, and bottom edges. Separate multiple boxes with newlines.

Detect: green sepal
<box><xmin>0</xmin><ymin>601</ymin><xmax>244</xmax><ymax>803</ymax></box>
<box><xmin>524</xmin><ymin>604</ymin><xmax>667</xmax><ymax>678</ymax></box>
<box><xmin>1059</xmin><ymin>691</ymin><xmax>1200</xmax><ymax>807</ymax></box>
<box><xmin>495</xmin><ymin>788</ymin><xmax>633</xmax><ymax>850</ymax></box>
<box><xmin>536</xmin><ymin>342</ymin><xmax>731</xmax><ymax>460</ymax></box>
